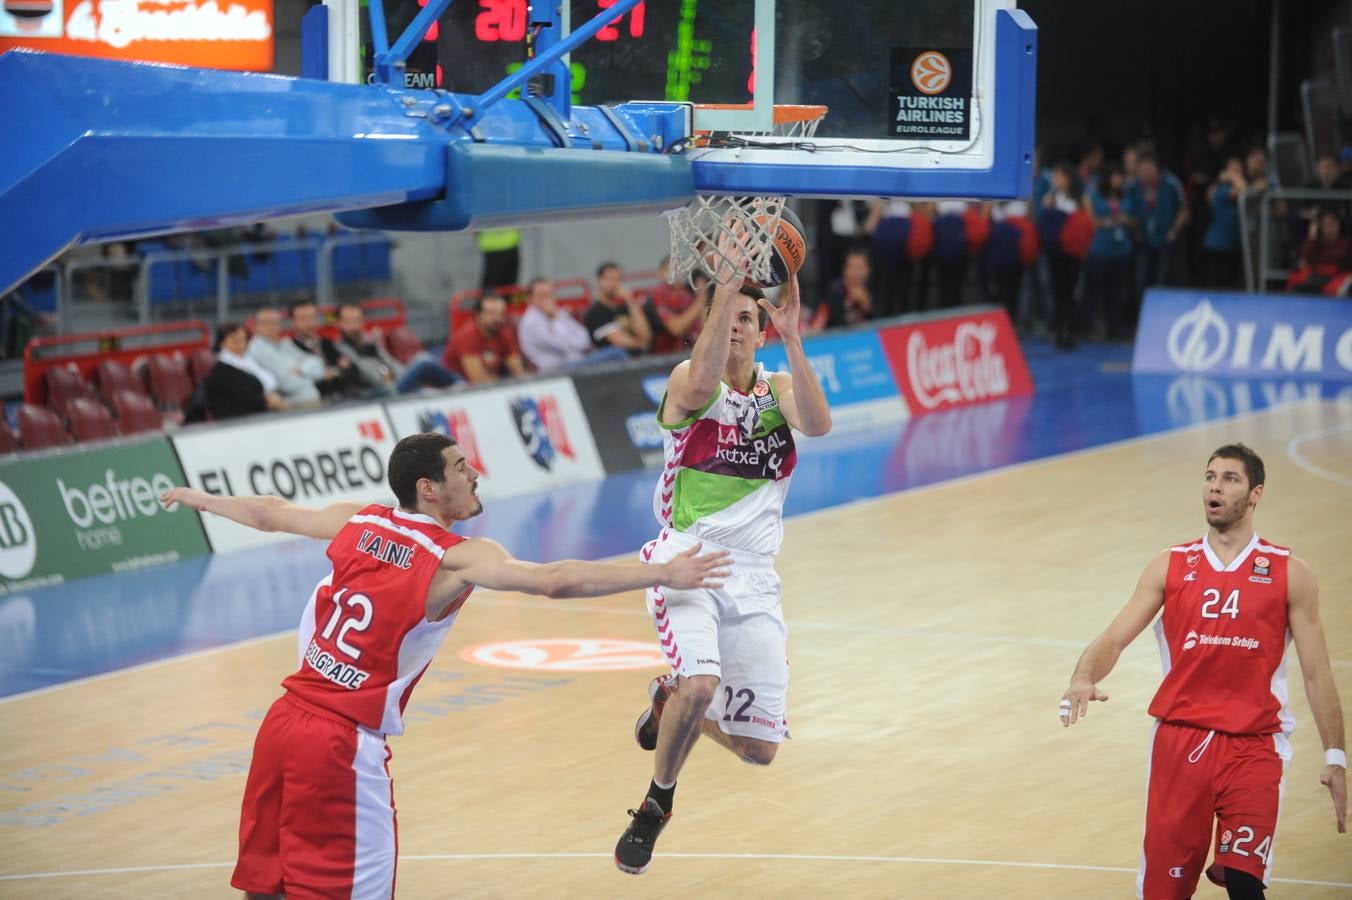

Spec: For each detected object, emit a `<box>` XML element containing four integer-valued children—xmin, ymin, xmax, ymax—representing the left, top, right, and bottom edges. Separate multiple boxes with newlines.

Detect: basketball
<box><xmin>755</xmin><ymin>204</ymin><xmax>808</xmax><ymax>287</ymax></box>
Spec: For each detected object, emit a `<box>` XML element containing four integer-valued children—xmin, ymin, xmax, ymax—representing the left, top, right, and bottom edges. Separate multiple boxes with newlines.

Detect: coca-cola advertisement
<box><xmin>879</xmin><ymin>309</ymin><xmax>1034</xmax><ymax>413</ymax></box>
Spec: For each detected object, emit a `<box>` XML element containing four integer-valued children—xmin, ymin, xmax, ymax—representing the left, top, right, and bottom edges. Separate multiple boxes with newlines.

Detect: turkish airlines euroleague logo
<box><xmin>911</xmin><ymin>51</ymin><xmax>952</xmax><ymax>95</ymax></box>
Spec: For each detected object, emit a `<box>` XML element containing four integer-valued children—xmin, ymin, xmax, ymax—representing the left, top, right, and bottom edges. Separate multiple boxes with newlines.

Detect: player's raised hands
<box><xmin>661</xmin><ymin>542</ymin><xmax>733</xmax><ymax>590</ymax></box>
<box><xmin>1321</xmin><ymin>764</ymin><xmax>1347</xmax><ymax>834</ymax></box>
<box><xmin>758</xmin><ymin>275</ymin><xmax>800</xmax><ymax>341</ymax></box>
<box><xmin>712</xmin><ymin>224</ymin><xmax>753</xmax><ymax>286</ymax></box>
<box><xmin>1059</xmin><ymin>677</ymin><xmax>1109</xmax><ymax>727</ymax></box>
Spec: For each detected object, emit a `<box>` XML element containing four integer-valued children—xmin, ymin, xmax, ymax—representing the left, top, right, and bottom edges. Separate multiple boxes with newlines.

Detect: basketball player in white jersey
<box><xmin>1059</xmin><ymin>444</ymin><xmax>1345</xmax><ymax>899</ymax></box>
<box><xmin>162</xmin><ymin>432</ymin><xmax>730</xmax><ymax>899</ymax></box>
<box><xmin>613</xmin><ymin>259</ymin><xmax>833</xmax><ymax>874</ymax></box>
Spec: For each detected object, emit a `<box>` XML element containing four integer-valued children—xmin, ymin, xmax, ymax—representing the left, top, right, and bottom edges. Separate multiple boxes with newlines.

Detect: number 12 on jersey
<box><xmin>1200</xmin><ymin>588</ymin><xmax>1240</xmax><ymax>620</ymax></box>
<box><xmin>322</xmin><ymin>587</ymin><xmax>374</xmax><ymax>658</ymax></box>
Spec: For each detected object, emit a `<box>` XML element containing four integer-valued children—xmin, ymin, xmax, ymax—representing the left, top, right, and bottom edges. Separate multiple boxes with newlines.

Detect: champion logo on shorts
<box><xmin>1169</xmin><ymin>866</ymin><xmax>1185</xmax><ymax>878</ymax></box>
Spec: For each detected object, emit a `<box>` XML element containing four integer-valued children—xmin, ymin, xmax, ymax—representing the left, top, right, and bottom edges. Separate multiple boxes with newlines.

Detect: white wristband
<box><xmin>1327</xmin><ymin>749</ymin><xmax>1348</xmax><ymax>769</ymax></box>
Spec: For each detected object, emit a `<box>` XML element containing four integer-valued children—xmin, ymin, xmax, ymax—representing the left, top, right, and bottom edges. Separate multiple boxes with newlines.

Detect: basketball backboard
<box><xmin>429</xmin><ymin>0</ymin><xmax>1036</xmax><ymax>199</ymax></box>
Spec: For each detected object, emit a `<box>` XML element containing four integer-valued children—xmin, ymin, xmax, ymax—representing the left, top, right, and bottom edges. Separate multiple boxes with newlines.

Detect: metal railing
<box><xmin>25</xmin><ymin>232</ymin><xmax>394</xmax><ymax>333</ymax></box>
<box><xmin>1242</xmin><ymin>187</ymin><xmax>1352</xmax><ymax>292</ymax></box>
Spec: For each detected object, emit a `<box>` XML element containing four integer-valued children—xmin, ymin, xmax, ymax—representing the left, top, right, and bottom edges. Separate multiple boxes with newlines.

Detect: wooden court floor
<box><xmin>2</xmin><ymin>401</ymin><xmax>1350</xmax><ymax>898</ymax></box>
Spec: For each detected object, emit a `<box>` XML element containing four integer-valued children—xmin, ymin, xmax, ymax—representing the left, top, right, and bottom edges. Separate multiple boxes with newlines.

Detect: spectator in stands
<box><xmin>519</xmin><ymin>278</ymin><xmax>624</xmax><ymax>372</ymax></box>
<box><xmin>1084</xmin><ymin>164</ymin><xmax>1134</xmax><ymax>339</ymax></box>
<box><xmin>1186</xmin><ymin>118</ymin><xmax>1234</xmax><ymax>281</ymax></box>
<box><xmin>289</xmin><ymin>301</ymin><xmax>358</xmax><ymax>398</ymax></box>
<box><xmin>1201</xmin><ymin>156</ymin><xmax>1248</xmax><ymax>289</ymax></box>
<box><xmin>865</xmin><ymin>200</ymin><xmax>923</xmax><ymax>317</ymax></box>
<box><xmin>442</xmin><ymin>295</ymin><xmax>527</xmax><ymax>384</ymax></box>
<box><xmin>479</xmin><ymin>228</ymin><xmax>521</xmax><ymax>292</ymax></box>
<box><xmin>246</xmin><ymin>307</ymin><xmax>323</xmax><ymax>408</ymax></box>
<box><xmin>1302</xmin><ymin>152</ymin><xmax>1349</xmax><ymax>220</ymax></box>
<box><xmin>1243</xmin><ymin>144</ymin><xmax>1273</xmax><ymax>194</ymax></box>
<box><xmin>335</xmin><ymin>303</ymin><xmax>459</xmax><ymax>395</ymax></box>
<box><xmin>1076</xmin><ymin>142</ymin><xmax>1105</xmax><ymax>194</ymax></box>
<box><xmin>1124</xmin><ymin>149</ymin><xmax>1189</xmax><ymax>305</ymax></box>
<box><xmin>1288</xmin><ymin>208</ymin><xmax>1352</xmax><ymax>295</ymax></box>
<box><xmin>984</xmin><ymin>201</ymin><xmax>1030</xmax><ymax>327</ymax></box>
<box><xmin>586</xmin><ymin>262</ymin><xmax>651</xmax><ymax>355</ymax></box>
<box><xmin>1039</xmin><ymin>161</ymin><xmax>1094</xmax><ymax>349</ymax></box>
<box><xmin>814</xmin><ymin>200</ymin><xmax>871</xmax><ymax>301</ymax></box>
<box><xmin>646</xmin><ymin>257</ymin><xmax>707</xmax><ymax>355</ymax></box>
<box><xmin>205</xmin><ymin>321</ymin><xmax>285</xmax><ymax>419</ymax></box>
<box><xmin>811</xmin><ymin>246</ymin><xmax>874</xmax><ymax>329</ymax></box>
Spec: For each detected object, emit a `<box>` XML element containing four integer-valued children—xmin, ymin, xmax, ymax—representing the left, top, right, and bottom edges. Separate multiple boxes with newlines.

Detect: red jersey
<box><xmin>442</xmin><ymin>319</ymin><xmax>521</xmax><ymax>377</ymax></box>
<box><xmin>282</xmin><ymin>504</ymin><xmax>471</xmax><ymax>735</ymax></box>
<box><xmin>1148</xmin><ymin>534</ymin><xmax>1293</xmax><ymax>736</ymax></box>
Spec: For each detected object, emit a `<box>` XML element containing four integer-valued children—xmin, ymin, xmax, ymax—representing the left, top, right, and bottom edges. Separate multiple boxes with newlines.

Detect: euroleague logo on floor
<box><xmin>462</xmin><ymin>639</ymin><xmax>665</xmax><ymax>671</ymax></box>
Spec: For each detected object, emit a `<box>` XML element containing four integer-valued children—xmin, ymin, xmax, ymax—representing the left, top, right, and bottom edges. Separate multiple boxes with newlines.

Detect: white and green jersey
<box><xmin>653</xmin><ymin>364</ymin><xmax>797</xmax><ymax>556</ymax></box>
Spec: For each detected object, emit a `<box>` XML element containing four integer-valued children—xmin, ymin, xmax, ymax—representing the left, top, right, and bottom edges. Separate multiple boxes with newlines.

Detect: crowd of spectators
<box><xmin>804</xmin><ymin>129</ymin><xmax>1352</xmax><ymax>350</ymax></box>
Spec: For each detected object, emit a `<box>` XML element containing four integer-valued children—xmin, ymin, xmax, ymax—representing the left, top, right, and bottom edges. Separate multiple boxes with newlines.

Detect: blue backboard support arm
<box><xmin>528</xmin><ymin>0</ymin><xmax>570</xmax><ymax>119</ymax></box>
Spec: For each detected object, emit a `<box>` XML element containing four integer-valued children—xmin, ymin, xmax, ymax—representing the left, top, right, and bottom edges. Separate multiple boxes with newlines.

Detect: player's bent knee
<box><xmin>678</xmin><ymin>674</ymin><xmax>720</xmax><ymax>708</ymax></box>
<box><xmin>733</xmin><ymin>738</ymin><xmax>778</xmax><ymax>766</ymax></box>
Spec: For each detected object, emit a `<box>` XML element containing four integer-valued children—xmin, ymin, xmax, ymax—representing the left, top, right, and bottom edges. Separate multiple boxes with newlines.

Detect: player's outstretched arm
<box><xmin>666</xmin><ymin>233</ymin><xmax>748</xmax><ymax>417</ymax></box>
<box><xmin>766</xmin><ymin>275</ymin><xmax>832</xmax><ymax>437</ymax></box>
<box><xmin>444</xmin><ymin>538</ymin><xmax>732</xmax><ymax>599</ymax></box>
<box><xmin>160</xmin><ymin>487</ymin><xmax>363</xmax><ymax>541</ymax></box>
<box><xmin>1288</xmin><ymin>556</ymin><xmax>1347</xmax><ymax>834</ymax></box>
<box><xmin>1060</xmin><ymin>549</ymin><xmax>1169</xmax><ymax>727</ymax></box>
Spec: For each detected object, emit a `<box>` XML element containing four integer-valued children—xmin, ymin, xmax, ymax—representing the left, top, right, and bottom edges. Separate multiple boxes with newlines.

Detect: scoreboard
<box><xmin>369</xmin><ymin>0</ymin><xmax>757</xmax><ymax>106</ymax></box>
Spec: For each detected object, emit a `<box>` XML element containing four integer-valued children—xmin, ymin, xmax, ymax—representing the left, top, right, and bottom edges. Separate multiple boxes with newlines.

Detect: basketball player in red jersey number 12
<box><xmin>161</xmin><ymin>432</ymin><xmax>731</xmax><ymax>900</ymax></box>
<box><xmin>1059</xmin><ymin>444</ymin><xmax>1345</xmax><ymax>900</ymax></box>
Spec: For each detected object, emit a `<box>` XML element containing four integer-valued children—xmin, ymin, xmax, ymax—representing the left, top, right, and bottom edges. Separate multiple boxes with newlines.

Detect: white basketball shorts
<box><xmin>640</xmin><ymin>528</ymin><xmax>790</xmax><ymax>742</ymax></box>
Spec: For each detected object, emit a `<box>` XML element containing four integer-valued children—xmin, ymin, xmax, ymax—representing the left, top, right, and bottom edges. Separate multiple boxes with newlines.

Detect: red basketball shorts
<box><xmin>231</xmin><ymin>693</ymin><xmax>398</xmax><ymax>900</ymax></box>
<box><xmin>1137</xmin><ymin>720</ymin><xmax>1287</xmax><ymax>899</ymax></box>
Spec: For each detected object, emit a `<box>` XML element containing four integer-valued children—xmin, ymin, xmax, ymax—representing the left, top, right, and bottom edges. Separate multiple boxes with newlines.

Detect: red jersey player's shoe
<box><xmin>634</xmin><ymin>674</ymin><xmax>678</xmax><ymax>752</ymax></box>
<box><xmin>614</xmin><ymin>797</ymin><xmax>672</xmax><ymax>875</ymax></box>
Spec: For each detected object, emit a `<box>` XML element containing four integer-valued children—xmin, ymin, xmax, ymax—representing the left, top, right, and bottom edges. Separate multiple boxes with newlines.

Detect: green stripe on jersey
<box><xmin>672</xmin><ymin>467</ymin><xmax>764</xmax><ymax>532</ymax></box>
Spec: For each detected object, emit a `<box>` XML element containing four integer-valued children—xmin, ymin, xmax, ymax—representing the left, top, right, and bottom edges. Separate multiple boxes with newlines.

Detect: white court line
<box><xmin>3</xmin><ymin>399</ymin><xmax>1345</xmax><ymax>706</ymax></box>
<box><xmin>1287</xmin><ymin>423</ymin><xmax>1352</xmax><ymax>490</ymax></box>
<box><xmin>0</xmin><ymin>853</ymin><xmax>1348</xmax><ymax>888</ymax></box>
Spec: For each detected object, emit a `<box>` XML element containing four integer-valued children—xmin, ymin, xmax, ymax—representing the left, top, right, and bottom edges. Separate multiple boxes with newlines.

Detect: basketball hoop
<box><xmin>667</xmin><ymin>104</ymin><xmax>827</xmax><ymax>287</ymax></box>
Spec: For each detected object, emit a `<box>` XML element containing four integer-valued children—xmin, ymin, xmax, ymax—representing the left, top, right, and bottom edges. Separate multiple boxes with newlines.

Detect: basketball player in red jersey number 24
<box><xmin>161</xmin><ymin>432</ymin><xmax>731</xmax><ymax>900</ymax></box>
<box><xmin>1060</xmin><ymin>444</ymin><xmax>1345</xmax><ymax>900</ymax></box>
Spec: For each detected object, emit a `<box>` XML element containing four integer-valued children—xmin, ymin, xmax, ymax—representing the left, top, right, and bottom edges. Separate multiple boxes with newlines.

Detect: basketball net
<box><xmin>666</xmin><ymin>105</ymin><xmax>827</xmax><ymax>287</ymax></box>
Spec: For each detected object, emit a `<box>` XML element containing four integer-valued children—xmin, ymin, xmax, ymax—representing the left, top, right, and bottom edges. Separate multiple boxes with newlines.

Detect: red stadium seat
<box><xmin>111</xmin><ymin>389</ymin><xmax>162</xmax><ymax>435</ymax></box>
<box><xmin>0</xmin><ymin>418</ymin><xmax>18</xmax><ymax>454</ymax></box>
<box><xmin>95</xmin><ymin>359</ymin><xmax>147</xmax><ymax>402</ymax></box>
<box><xmin>188</xmin><ymin>348</ymin><xmax>216</xmax><ymax>384</ymax></box>
<box><xmin>67</xmin><ymin>398</ymin><xmax>119</xmax><ymax>443</ymax></box>
<box><xmin>384</xmin><ymin>326</ymin><xmax>425</xmax><ymax>365</ymax></box>
<box><xmin>17</xmin><ymin>404</ymin><xmax>70</xmax><ymax>450</ymax></box>
<box><xmin>44</xmin><ymin>365</ymin><xmax>97</xmax><ymax>418</ymax></box>
<box><xmin>146</xmin><ymin>355</ymin><xmax>195</xmax><ymax>411</ymax></box>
